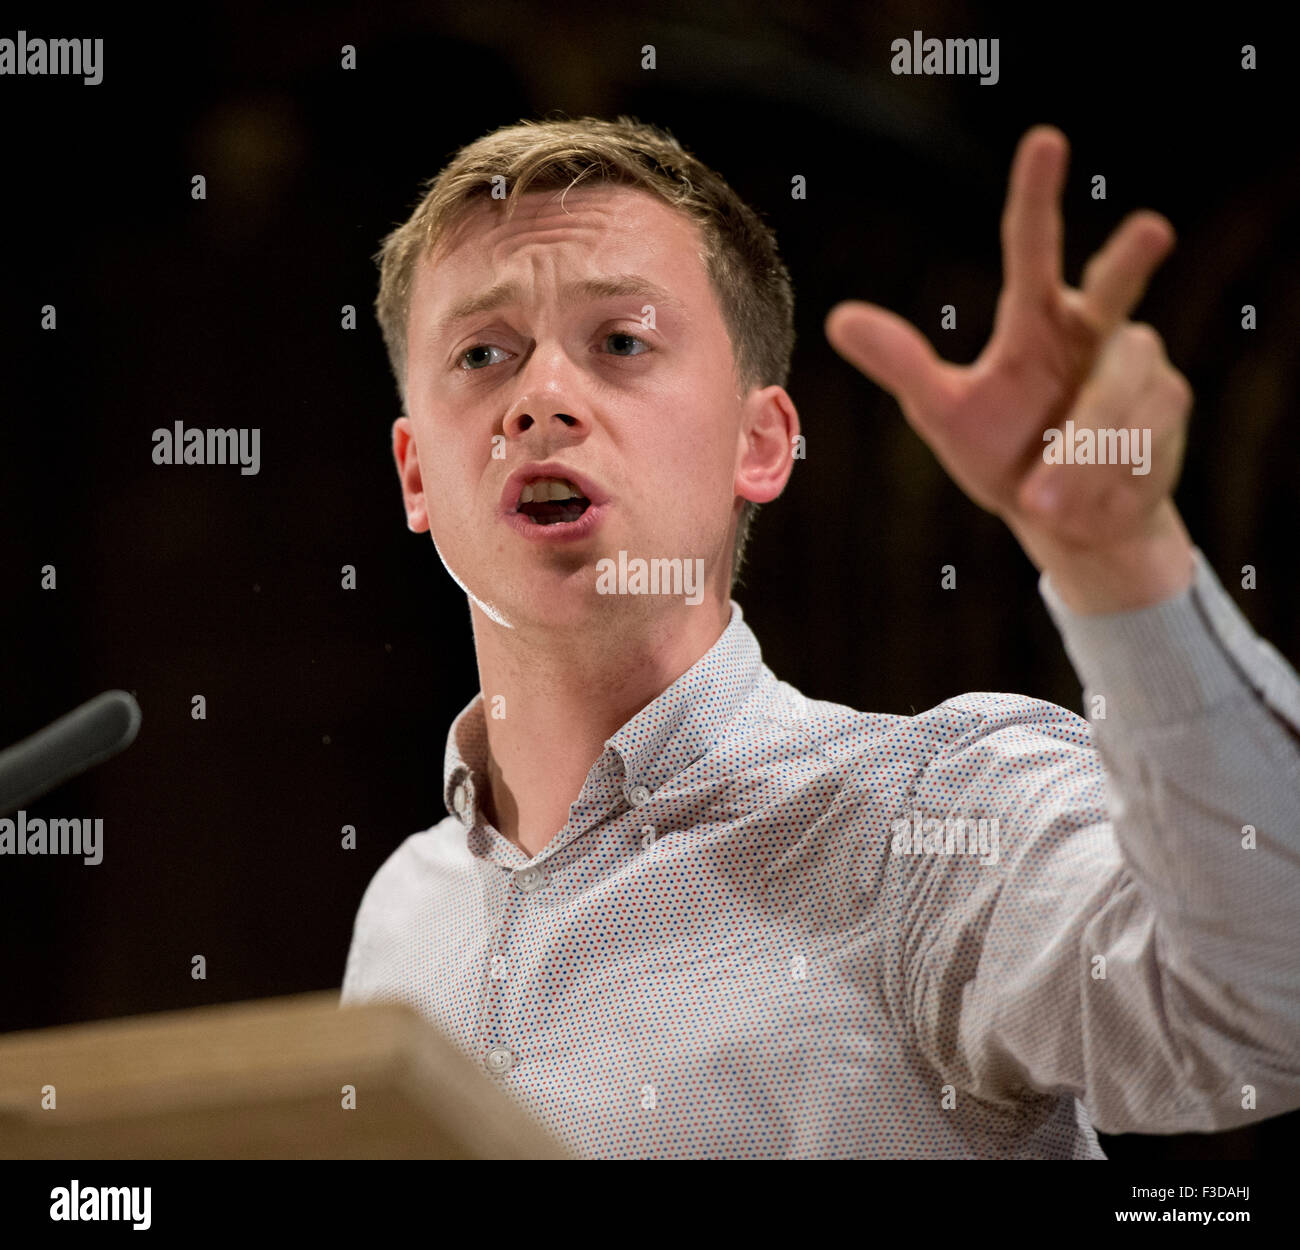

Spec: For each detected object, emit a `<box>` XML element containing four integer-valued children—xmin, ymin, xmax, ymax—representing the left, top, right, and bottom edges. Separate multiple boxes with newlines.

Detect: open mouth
<box><xmin>516</xmin><ymin>477</ymin><xmax>592</xmax><ymax>526</ymax></box>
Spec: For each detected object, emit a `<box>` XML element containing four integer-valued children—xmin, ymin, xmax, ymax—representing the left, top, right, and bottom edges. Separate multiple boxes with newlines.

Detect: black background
<box><xmin>1</xmin><ymin>1</ymin><xmax>1296</xmax><ymax>1160</ymax></box>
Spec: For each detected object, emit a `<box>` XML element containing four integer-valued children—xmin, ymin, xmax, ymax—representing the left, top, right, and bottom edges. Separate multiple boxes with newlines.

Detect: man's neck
<box><xmin>469</xmin><ymin>598</ymin><xmax>731</xmax><ymax>858</ymax></box>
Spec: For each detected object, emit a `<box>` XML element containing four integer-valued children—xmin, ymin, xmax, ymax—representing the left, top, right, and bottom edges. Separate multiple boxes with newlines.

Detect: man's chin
<box><xmin>464</xmin><ymin>557</ymin><xmax>602</xmax><ymax>630</ymax></box>
<box><xmin>485</xmin><ymin>556</ymin><xmax>687</xmax><ymax>634</ymax></box>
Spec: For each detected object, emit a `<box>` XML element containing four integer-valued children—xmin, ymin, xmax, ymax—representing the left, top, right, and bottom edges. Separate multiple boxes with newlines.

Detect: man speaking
<box><xmin>340</xmin><ymin>117</ymin><xmax>1300</xmax><ymax>1159</ymax></box>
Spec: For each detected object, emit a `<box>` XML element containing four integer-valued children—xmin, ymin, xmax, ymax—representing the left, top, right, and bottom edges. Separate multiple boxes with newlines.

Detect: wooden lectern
<box><xmin>0</xmin><ymin>992</ymin><xmax>572</xmax><ymax>1159</ymax></box>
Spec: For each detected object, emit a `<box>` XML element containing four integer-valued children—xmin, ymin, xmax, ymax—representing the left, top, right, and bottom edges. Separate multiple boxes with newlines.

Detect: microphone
<box><xmin>0</xmin><ymin>690</ymin><xmax>142</xmax><ymax>817</ymax></box>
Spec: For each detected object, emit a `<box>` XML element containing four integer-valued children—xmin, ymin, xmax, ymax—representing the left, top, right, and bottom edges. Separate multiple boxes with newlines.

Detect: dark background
<box><xmin>1</xmin><ymin>1</ymin><xmax>1296</xmax><ymax>1160</ymax></box>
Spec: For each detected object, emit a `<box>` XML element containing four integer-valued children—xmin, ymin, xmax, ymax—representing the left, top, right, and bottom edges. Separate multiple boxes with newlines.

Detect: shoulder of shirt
<box><xmin>351</xmin><ymin>815</ymin><xmax>471</xmax><ymax>916</ymax></box>
<box><xmin>919</xmin><ymin>689</ymin><xmax>1096</xmax><ymax>755</ymax></box>
<box><xmin>737</xmin><ymin>672</ymin><xmax>1095</xmax><ymax>765</ymax></box>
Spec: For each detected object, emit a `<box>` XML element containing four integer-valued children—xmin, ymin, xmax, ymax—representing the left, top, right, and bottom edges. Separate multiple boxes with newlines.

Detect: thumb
<box><xmin>825</xmin><ymin>300</ymin><xmax>950</xmax><ymax>417</ymax></box>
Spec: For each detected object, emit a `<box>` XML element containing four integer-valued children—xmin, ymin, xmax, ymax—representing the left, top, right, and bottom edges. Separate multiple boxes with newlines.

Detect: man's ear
<box><xmin>392</xmin><ymin>416</ymin><xmax>429</xmax><ymax>532</ymax></box>
<box><xmin>735</xmin><ymin>385</ymin><xmax>800</xmax><ymax>505</ymax></box>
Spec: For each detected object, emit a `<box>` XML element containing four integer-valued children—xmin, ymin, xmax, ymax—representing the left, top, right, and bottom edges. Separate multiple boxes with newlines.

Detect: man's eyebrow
<box><xmin>432</xmin><ymin>274</ymin><xmax>684</xmax><ymax>342</ymax></box>
<box><xmin>570</xmin><ymin>275</ymin><xmax>681</xmax><ymax>309</ymax></box>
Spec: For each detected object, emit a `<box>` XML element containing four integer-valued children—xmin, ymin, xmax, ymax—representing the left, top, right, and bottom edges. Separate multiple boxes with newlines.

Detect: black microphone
<box><xmin>0</xmin><ymin>690</ymin><xmax>142</xmax><ymax>817</ymax></box>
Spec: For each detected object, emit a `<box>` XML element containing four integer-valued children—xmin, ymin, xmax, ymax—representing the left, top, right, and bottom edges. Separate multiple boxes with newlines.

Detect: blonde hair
<box><xmin>373</xmin><ymin>115</ymin><xmax>795</xmax><ymax>585</ymax></box>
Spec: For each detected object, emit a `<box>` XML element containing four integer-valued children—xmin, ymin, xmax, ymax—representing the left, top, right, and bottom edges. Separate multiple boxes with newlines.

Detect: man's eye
<box><xmin>459</xmin><ymin>344</ymin><xmax>509</xmax><ymax>370</ymax></box>
<box><xmin>605</xmin><ymin>332</ymin><xmax>649</xmax><ymax>357</ymax></box>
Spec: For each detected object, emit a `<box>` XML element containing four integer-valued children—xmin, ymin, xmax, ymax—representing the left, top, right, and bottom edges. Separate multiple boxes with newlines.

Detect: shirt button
<box><xmin>489</xmin><ymin>955</ymin><xmax>507</xmax><ymax>981</ymax></box>
<box><xmin>627</xmin><ymin>783</ymin><xmax>651</xmax><ymax>807</ymax></box>
<box><xmin>485</xmin><ymin>1045</ymin><xmax>515</xmax><ymax>1074</ymax></box>
<box><xmin>452</xmin><ymin>783</ymin><xmax>470</xmax><ymax>819</ymax></box>
<box><xmin>513</xmin><ymin>867</ymin><xmax>550</xmax><ymax>893</ymax></box>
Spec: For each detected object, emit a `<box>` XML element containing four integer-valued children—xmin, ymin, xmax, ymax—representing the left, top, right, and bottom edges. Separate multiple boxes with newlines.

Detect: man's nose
<box><xmin>504</xmin><ymin>407</ymin><xmax>581</xmax><ymax>437</ymax></box>
<box><xmin>502</xmin><ymin>347</ymin><xmax>591</xmax><ymax>439</ymax></box>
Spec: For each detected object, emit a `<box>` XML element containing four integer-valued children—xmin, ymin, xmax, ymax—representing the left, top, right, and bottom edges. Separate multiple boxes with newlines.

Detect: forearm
<box><xmin>1041</xmin><ymin>549</ymin><xmax>1300</xmax><ymax>1088</ymax></box>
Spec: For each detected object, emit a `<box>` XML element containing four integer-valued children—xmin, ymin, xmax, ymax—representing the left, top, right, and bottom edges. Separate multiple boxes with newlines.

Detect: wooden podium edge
<box><xmin>0</xmin><ymin>991</ymin><xmax>574</xmax><ymax>1159</ymax></box>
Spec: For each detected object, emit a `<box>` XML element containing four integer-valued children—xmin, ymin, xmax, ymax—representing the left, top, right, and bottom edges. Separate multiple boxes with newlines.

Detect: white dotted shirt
<box><xmin>341</xmin><ymin>550</ymin><xmax>1300</xmax><ymax>1158</ymax></box>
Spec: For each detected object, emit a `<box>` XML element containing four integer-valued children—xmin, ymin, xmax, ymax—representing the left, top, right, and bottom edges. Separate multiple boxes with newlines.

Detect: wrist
<box><xmin>1011</xmin><ymin>501</ymin><xmax>1196</xmax><ymax>614</ymax></box>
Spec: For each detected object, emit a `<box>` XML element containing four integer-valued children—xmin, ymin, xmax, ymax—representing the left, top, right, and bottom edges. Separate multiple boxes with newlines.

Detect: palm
<box><xmin>826</xmin><ymin>126</ymin><xmax>1178</xmax><ymax>527</ymax></box>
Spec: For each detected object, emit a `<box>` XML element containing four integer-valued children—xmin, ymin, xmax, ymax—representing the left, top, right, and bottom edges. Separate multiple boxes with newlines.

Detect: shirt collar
<box><xmin>441</xmin><ymin>600</ymin><xmax>762</xmax><ymax>831</ymax></box>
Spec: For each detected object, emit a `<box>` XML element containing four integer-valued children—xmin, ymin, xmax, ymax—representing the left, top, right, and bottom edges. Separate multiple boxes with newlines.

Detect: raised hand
<box><xmin>825</xmin><ymin>125</ymin><xmax>1196</xmax><ymax>613</ymax></box>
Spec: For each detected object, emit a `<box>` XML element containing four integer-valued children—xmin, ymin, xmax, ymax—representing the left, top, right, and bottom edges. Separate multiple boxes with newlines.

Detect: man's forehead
<box><xmin>424</xmin><ymin>184</ymin><xmax>703</xmax><ymax>279</ymax></box>
<box><xmin>407</xmin><ymin>186</ymin><xmax>717</xmax><ymax>348</ymax></box>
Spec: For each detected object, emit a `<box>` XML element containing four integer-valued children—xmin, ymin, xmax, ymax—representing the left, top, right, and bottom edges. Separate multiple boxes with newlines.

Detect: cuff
<box><xmin>1039</xmin><ymin>548</ymin><xmax>1300</xmax><ymax>731</ymax></box>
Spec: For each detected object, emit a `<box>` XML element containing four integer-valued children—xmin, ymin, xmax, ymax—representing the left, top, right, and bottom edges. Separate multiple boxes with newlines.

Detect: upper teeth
<box><xmin>520</xmin><ymin>477</ymin><xmax>583</xmax><ymax>504</ymax></box>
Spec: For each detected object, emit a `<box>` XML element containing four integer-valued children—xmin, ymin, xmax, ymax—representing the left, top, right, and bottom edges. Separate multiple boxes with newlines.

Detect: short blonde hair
<box><xmin>373</xmin><ymin>115</ymin><xmax>795</xmax><ymax>585</ymax></box>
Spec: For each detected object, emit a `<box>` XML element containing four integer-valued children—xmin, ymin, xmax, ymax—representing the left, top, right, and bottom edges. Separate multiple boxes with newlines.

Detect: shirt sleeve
<box><xmin>901</xmin><ymin>549</ymin><xmax>1300</xmax><ymax>1134</ymax></box>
